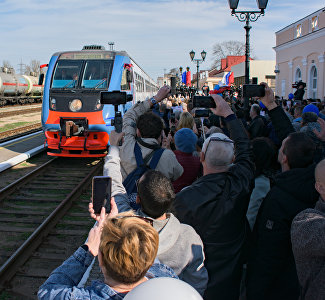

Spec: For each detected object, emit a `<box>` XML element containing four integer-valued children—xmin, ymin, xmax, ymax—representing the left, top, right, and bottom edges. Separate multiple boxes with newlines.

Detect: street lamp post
<box><xmin>189</xmin><ymin>50</ymin><xmax>206</xmax><ymax>91</ymax></box>
<box><xmin>228</xmin><ymin>0</ymin><xmax>268</xmax><ymax>109</ymax></box>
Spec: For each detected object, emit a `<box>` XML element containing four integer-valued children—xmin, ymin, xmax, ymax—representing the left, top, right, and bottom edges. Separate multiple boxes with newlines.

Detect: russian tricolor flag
<box><xmin>221</xmin><ymin>72</ymin><xmax>234</xmax><ymax>86</ymax></box>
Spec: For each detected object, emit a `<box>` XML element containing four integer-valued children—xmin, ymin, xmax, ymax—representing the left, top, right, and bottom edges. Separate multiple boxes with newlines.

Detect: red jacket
<box><xmin>173</xmin><ymin>150</ymin><xmax>201</xmax><ymax>193</ymax></box>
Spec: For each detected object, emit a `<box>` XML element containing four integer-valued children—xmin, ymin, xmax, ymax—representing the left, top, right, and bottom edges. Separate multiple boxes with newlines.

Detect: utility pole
<box><xmin>18</xmin><ymin>59</ymin><xmax>25</xmax><ymax>75</ymax></box>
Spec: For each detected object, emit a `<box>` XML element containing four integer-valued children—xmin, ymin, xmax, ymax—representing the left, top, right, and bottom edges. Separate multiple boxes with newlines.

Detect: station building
<box><xmin>274</xmin><ymin>7</ymin><xmax>325</xmax><ymax>100</ymax></box>
<box><xmin>231</xmin><ymin>60</ymin><xmax>275</xmax><ymax>90</ymax></box>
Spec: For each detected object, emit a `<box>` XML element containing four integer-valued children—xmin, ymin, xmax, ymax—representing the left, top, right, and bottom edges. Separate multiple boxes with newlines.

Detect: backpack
<box><xmin>123</xmin><ymin>142</ymin><xmax>165</xmax><ymax>195</ymax></box>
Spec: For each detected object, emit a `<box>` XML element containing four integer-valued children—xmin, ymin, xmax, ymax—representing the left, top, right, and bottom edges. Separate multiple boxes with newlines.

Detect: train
<box><xmin>0</xmin><ymin>68</ymin><xmax>43</xmax><ymax>106</ymax></box>
<box><xmin>41</xmin><ymin>45</ymin><xmax>158</xmax><ymax>157</ymax></box>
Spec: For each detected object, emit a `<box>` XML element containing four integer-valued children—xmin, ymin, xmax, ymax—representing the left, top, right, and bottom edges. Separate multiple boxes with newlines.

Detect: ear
<box><xmin>136</xmin><ymin>195</ymin><xmax>141</xmax><ymax>204</ymax></box>
<box><xmin>281</xmin><ymin>153</ymin><xmax>288</xmax><ymax>166</ymax></box>
<box><xmin>200</xmin><ymin>151</ymin><xmax>205</xmax><ymax>163</ymax></box>
<box><xmin>136</xmin><ymin>128</ymin><xmax>141</xmax><ymax>137</ymax></box>
<box><xmin>315</xmin><ymin>182</ymin><xmax>324</xmax><ymax>195</ymax></box>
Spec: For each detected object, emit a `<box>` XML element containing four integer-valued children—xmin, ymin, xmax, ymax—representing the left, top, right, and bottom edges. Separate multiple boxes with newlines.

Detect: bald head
<box><xmin>202</xmin><ymin>133</ymin><xmax>234</xmax><ymax>171</ymax></box>
<box><xmin>315</xmin><ymin>159</ymin><xmax>325</xmax><ymax>183</ymax></box>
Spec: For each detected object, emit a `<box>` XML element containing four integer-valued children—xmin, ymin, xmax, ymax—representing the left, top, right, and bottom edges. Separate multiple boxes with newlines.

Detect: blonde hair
<box><xmin>176</xmin><ymin>111</ymin><xmax>194</xmax><ymax>131</ymax></box>
<box><xmin>99</xmin><ymin>212</ymin><xmax>158</xmax><ymax>284</ymax></box>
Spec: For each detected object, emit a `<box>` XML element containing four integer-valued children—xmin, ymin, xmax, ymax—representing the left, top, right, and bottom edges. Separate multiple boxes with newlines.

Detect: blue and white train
<box><xmin>41</xmin><ymin>45</ymin><xmax>158</xmax><ymax>157</ymax></box>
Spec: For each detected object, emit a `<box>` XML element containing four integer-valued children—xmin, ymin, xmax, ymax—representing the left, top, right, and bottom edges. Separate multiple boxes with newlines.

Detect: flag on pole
<box><xmin>221</xmin><ymin>72</ymin><xmax>229</xmax><ymax>86</ymax></box>
<box><xmin>221</xmin><ymin>72</ymin><xmax>233</xmax><ymax>86</ymax></box>
<box><xmin>182</xmin><ymin>72</ymin><xmax>187</xmax><ymax>84</ymax></box>
<box><xmin>186</xmin><ymin>71</ymin><xmax>191</xmax><ymax>86</ymax></box>
<box><xmin>228</xmin><ymin>72</ymin><xmax>234</xmax><ymax>85</ymax></box>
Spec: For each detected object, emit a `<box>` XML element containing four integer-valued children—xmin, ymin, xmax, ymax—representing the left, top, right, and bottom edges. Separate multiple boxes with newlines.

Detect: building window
<box><xmin>311</xmin><ymin>16</ymin><xmax>318</xmax><ymax>31</ymax></box>
<box><xmin>296</xmin><ymin>24</ymin><xmax>302</xmax><ymax>38</ymax></box>
<box><xmin>295</xmin><ymin>68</ymin><xmax>302</xmax><ymax>82</ymax></box>
<box><xmin>309</xmin><ymin>66</ymin><xmax>317</xmax><ymax>99</ymax></box>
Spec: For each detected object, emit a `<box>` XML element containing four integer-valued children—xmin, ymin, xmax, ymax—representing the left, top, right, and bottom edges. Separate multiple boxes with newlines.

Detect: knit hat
<box><xmin>174</xmin><ymin>128</ymin><xmax>197</xmax><ymax>153</ymax></box>
<box><xmin>303</xmin><ymin>104</ymin><xmax>319</xmax><ymax>116</ymax></box>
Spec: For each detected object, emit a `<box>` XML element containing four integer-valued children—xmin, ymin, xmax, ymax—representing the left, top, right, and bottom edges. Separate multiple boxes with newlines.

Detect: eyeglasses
<box><xmin>113</xmin><ymin>215</ymin><xmax>154</xmax><ymax>226</ymax></box>
<box><xmin>204</xmin><ymin>137</ymin><xmax>234</xmax><ymax>154</ymax></box>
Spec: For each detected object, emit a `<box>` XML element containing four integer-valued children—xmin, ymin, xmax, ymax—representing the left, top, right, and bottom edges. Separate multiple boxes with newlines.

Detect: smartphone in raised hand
<box><xmin>92</xmin><ymin>176</ymin><xmax>112</xmax><ymax>214</ymax></box>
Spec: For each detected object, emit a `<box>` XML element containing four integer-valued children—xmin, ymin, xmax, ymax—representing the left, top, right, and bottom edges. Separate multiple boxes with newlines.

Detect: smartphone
<box><xmin>192</xmin><ymin>96</ymin><xmax>216</xmax><ymax>108</ymax></box>
<box><xmin>92</xmin><ymin>176</ymin><xmax>112</xmax><ymax>214</ymax></box>
<box><xmin>100</xmin><ymin>91</ymin><xmax>127</xmax><ymax>105</ymax></box>
<box><xmin>170</xmin><ymin>113</ymin><xmax>175</xmax><ymax>124</ymax></box>
<box><xmin>195</xmin><ymin>109</ymin><xmax>210</xmax><ymax>118</ymax></box>
<box><xmin>242</xmin><ymin>84</ymin><xmax>265</xmax><ymax>98</ymax></box>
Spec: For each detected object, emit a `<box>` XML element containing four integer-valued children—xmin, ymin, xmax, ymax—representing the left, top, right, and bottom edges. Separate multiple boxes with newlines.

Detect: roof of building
<box><xmin>275</xmin><ymin>7</ymin><xmax>324</xmax><ymax>34</ymax></box>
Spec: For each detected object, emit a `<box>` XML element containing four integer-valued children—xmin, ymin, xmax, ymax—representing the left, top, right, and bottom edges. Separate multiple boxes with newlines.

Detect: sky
<box><xmin>0</xmin><ymin>0</ymin><xmax>324</xmax><ymax>81</ymax></box>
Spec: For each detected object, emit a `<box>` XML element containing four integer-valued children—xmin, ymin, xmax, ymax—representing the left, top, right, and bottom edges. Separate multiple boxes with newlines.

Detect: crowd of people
<box><xmin>38</xmin><ymin>83</ymin><xmax>325</xmax><ymax>300</ymax></box>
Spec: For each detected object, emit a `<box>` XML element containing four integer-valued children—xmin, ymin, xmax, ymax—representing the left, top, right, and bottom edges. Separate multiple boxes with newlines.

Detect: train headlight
<box><xmin>50</xmin><ymin>98</ymin><xmax>56</xmax><ymax>110</ymax></box>
<box><xmin>69</xmin><ymin>99</ymin><xmax>82</xmax><ymax>112</ymax></box>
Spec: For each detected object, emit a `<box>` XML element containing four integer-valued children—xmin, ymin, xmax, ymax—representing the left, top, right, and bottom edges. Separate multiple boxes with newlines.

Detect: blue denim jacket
<box><xmin>38</xmin><ymin>246</ymin><xmax>178</xmax><ymax>300</ymax></box>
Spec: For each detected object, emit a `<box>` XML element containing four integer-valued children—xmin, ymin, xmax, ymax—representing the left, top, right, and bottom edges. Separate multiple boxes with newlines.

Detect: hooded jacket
<box><xmin>246</xmin><ymin>164</ymin><xmax>319</xmax><ymax>300</ymax></box>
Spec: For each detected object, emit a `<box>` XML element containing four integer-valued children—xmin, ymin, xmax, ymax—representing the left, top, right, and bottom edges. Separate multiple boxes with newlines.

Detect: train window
<box><xmin>52</xmin><ymin>60</ymin><xmax>83</xmax><ymax>88</ymax></box>
<box><xmin>81</xmin><ymin>60</ymin><xmax>113</xmax><ymax>89</ymax></box>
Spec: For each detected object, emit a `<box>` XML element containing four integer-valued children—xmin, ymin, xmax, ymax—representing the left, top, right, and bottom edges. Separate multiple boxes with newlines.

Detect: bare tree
<box><xmin>168</xmin><ymin>68</ymin><xmax>178</xmax><ymax>75</ymax></box>
<box><xmin>2</xmin><ymin>60</ymin><xmax>13</xmax><ymax>69</ymax></box>
<box><xmin>25</xmin><ymin>60</ymin><xmax>40</xmax><ymax>76</ymax></box>
<box><xmin>211</xmin><ymin>40</ymin><xmax>248</xmax><ymax>69</ymax></box>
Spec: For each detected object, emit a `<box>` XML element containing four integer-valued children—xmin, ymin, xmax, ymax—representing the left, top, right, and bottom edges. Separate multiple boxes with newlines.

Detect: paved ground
<box><xmin>0</xmin><ymin>132</ymin><xmax>46</xmax><ymax>164</ymax></box>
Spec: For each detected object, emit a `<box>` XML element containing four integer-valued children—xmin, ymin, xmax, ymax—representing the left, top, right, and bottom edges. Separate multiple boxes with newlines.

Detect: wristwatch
<box><xmin>150</xmin><ymin>97</ymin><xmax>157</xmax><ymax>105</ymax></box>
<box><xmin>81</xmin><ymin>244</ymin><xmax>89</xmax><ymax>252</ymax></box>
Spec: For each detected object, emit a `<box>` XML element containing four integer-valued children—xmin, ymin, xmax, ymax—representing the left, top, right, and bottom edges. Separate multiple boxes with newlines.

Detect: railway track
<box><xmin>0</xmin><ymin>157</ymin><xmax>103</xmax><ymax>299</ymax></box>
<box><xmin>0</xmin><ymin>107</ymin><xmax>42</xmax><ymax>119</ymax></box>
<box><xmin>0</xmin><ymin>124</ymin><xmax>42</xmax><ymax>142</ymax></box>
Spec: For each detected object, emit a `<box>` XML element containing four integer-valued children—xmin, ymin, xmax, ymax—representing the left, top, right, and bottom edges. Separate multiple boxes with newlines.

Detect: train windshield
<box><xmin>81</xmin><ymin>60</ymin><xmax>112</xmax><ymax>89</ymax></box>
<box><xmin>51</xmin><ymin>59</ymin><xmax>113</xmax><ymax>89</ymax></box>
<box><xmin>51</xmin><ymin>60</ymin><xmax>83</xmax><ymax>88</ymax></box>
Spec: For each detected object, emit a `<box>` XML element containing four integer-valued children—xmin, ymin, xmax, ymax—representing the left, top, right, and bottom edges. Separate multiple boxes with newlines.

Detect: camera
<box><xmin>170</xmin><ymin>125</ymin><xmax>176</xmax><ymax>137</ymax></box>
<box><xmin>292</xmin><ymin>81</ymin><xmax>306</xmax><ymax>89</ymax></box>
<box><xmin>195</xmin><ymin>109</ymin><xmax>210</xmax><ymax>118</ymax></box>
<box><xmin>100</xmin><ymin>91</ymin><xmax>133</xmax><ymax>133</ymax></box>
<box><xmin>192</xmin><ymin>96</ymin><xmax>216</xmax><ymax>108</ymax></box>
<box><xmin>242</xmin><ymin>84</ymin><xmax>265</xmax><ymax>98</ymax></box>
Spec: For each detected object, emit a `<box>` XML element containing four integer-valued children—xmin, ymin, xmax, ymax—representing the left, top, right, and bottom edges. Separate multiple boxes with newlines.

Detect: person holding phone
<box><xmin>100</xmin><ymin>130</ymin><xmax>208</xmax><ymax>296</ymax></box>
<box><xmin>38</xmin><ymin>202</ymin><xmax>178</xmax><ymax>299</ymax></box>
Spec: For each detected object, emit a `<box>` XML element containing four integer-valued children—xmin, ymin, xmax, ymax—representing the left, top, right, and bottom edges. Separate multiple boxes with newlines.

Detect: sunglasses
<box><xmin>204</xmin><ymin>137</ymin><xmax>234</xmax><ymax>154</ymax></box>
<box><xmin>114</xmin><ymin>215</ymin><xmax>154</xmax><ymax>226</ymax></box>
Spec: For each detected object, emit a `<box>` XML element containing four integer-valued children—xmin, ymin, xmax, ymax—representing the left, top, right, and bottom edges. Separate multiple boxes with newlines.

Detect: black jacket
<box><xmin>294</xmin><ymin>88</ymin><xmax>305</xmax><ymax>101</ymax></box>
<box><xmin>246</xmin><ymin>106</ymin><xmax>319</xmax><ymax>300</ymax></box>
<box><xmin>246</xmin><ymin>165</ymin><xmax>319</xmax><ymax>300</ymax></box>
<box><xmin>248</xmin><ymin>115</ymin><xmax>267</xmax><ymax>139</ymax></box>
<box><xmin>174</xmin><ymin>117</ymin><xmax>254</xmax><ymax>300</ymax></box>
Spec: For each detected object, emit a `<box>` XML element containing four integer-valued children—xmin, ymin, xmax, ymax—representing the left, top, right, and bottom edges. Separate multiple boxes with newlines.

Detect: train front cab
<box><xmin>42</xmin><ymin>50</ymin><xmax>133</xmax><ymax>157</ymax></box>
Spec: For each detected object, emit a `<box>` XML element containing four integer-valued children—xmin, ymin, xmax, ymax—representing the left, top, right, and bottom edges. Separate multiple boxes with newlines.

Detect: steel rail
<box><xmin>0</xmin><ymin>123</ymin><xmax>42</xmax><ymax>141</ymax></box>
<box><xmin>0</xmin><ymin>159</ymin><xmax>103</xmax><ymax>288</ymax></box>
<box><xmin>0</xmin><ymin>107</ymin><xmax>42</xmax><ymax>119</ymax></box>
<box><xmin>0</xmin><ymin>157</ymin><xmax>56</xmax><ymax>202</ymax></box>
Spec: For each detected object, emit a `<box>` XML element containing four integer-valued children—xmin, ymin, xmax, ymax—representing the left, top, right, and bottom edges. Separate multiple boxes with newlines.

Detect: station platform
<box><xmin>0</xmin><ymin>132</ymin><xmax>46</xmax><ymax>172</ymax></box>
